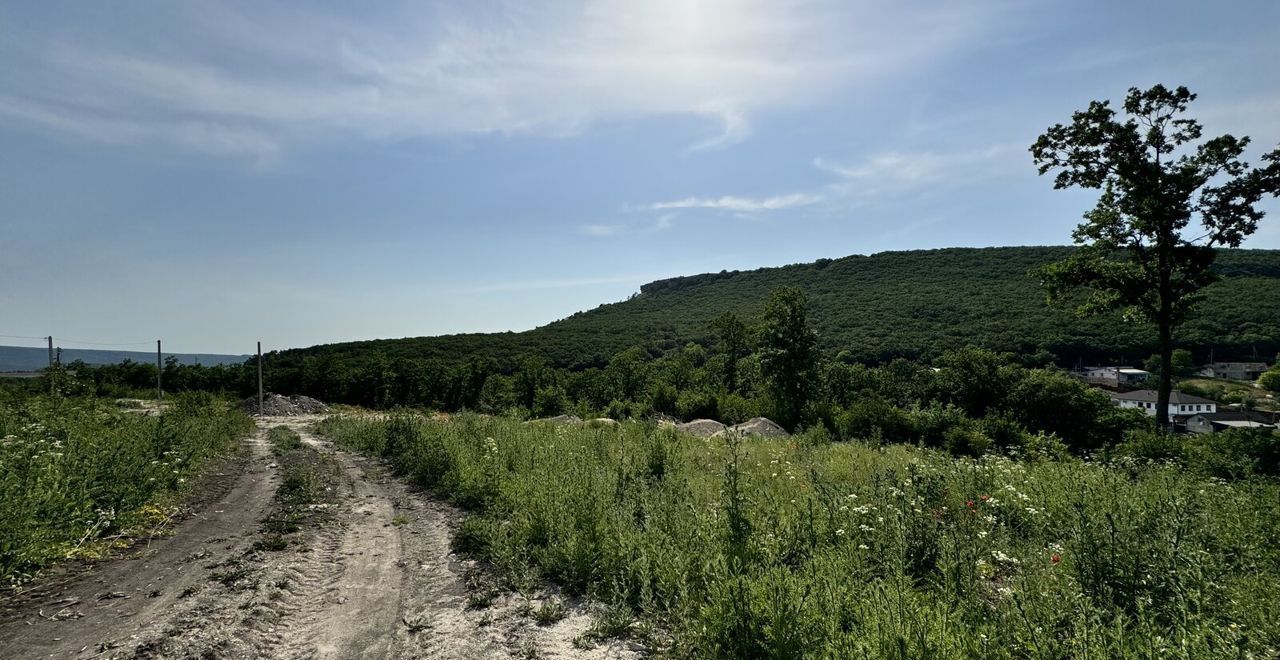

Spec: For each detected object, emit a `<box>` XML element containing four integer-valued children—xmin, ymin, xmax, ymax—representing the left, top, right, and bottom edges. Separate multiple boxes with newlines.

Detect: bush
<box><xmin>909</xmin><ymin>403</ymin><xmax>971</xmax><ymax>448</ymax></box>
<box><xmin>533</xmin><ymin>385</ymin><xmax>567</xmax><ymax>418</ymax></box>
<box><xmin>1185</xmin><ymin>429</ymin><xmax>1280</xmax><ymax>479</ymax></box>
<box><xmin>648</xmin><ymin>383</ymin><xmax>678</xmax><ymax>416</ymax></box>
<box><xmin>676</xmin><ymin>390</ymin><xmax>719</xmax><ymax>421</ymax></box>
<box><xmin>716</xmin><ymin>393</ymin><xmax>759</xmax><ymax>426</ymax></box>
<box><xmin>837</xmin><ymin>397</ymin><xmax>913</xmax><ymax>443</ymax></box>
<box><xmin>942</xmin><ymin>424</ymin><xmax>991</xmax><ymax>457</ymax></box>
<box><xmin>605</xmin><ymin>399</ymin><xmax>630</xmax><ymax>421</ymax></box>
<box><xmin>980</xmin><ymin>412</ymin><xmax>1029</xmax><ymax>449</ymax></box>
<box><xmin>1114</xmin><ymin>429</ymin><xmax>1184</xmax><ymax>463</ymax></box>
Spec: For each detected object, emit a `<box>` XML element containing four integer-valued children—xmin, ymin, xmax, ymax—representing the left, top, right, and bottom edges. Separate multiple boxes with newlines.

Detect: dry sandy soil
<box><xmin>0</xmin><ymin>417</ymin><xmax>638</xmax><ymax>660</ymax></box>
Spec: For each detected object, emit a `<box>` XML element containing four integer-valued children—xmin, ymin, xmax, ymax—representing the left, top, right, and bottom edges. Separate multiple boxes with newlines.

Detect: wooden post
<box><xmin>257</xmin><ymin>341</ymin><xmax>264</xmax><ymax>415</ymax></box>
<box><xmin>156</xmin><ymin>339</ymin><xmax>163</xmax><ymax>400</ymax></box>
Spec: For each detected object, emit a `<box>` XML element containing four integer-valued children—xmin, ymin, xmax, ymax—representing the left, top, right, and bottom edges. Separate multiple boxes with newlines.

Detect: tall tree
<box><xmin>711</xmin><ymin>312</ymin><xmax>750</xmax><ymax>393</ymax></box>
<box><xmin>1031</xmin><ymin>84</ymin><xmax>1280</xmax><ymax>428</ymax></box>
<box><xmin>759</xmin><ymin>286</ymin><xmax>818</xmax><ymax>429</ymax></box>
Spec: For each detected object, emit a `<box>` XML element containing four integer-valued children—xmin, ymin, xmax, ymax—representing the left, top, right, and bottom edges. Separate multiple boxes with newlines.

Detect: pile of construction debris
<box><xmin>241</xmin><ymin>393</ymin><xmax>330</xmax><ymax>416</ymax></box>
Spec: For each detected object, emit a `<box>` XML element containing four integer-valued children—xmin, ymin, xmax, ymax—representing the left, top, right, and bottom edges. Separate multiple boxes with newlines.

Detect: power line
<box><xmin>55</xmin><ymin>339</ymin><xmax>157</xmax><ymax>348</ymax></box>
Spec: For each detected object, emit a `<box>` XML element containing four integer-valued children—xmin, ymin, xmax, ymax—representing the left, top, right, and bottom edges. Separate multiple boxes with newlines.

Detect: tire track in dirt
<box><xmin>1</xmin><ymin>417</ymin><xmax>640</xmax><ymax>659</ymax></box>
<box><xmin>0</xmin><ymin>428</ymin><xmax>278</xmax><ymax>659</ymax></box>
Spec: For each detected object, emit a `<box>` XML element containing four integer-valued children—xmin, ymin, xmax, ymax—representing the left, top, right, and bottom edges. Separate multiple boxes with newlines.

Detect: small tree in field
<box><xmin>1031</xmin><ymin>84</ymin><xmax>1280</xmax><ymax>429</ymax></box>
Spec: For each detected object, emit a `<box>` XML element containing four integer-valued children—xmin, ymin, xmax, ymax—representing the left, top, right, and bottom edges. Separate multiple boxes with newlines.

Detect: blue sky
<box><xmin>2</xmin><ymin>1</ymin><xmax>1278</xmax><ymax>354</ymax></box>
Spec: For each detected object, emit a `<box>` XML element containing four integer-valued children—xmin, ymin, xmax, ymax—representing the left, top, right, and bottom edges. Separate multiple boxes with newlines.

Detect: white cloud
<box><xmin>814</xmin><ymin>143</ymin><xmax>1025</xmax><ymax>195</ymax></box>
<box><xmin>578</xmin><ymin>224</ymin><xmax>622</xmax><ymax>237</ymax></box>
<box><xmin>0</xmin><ymin>1</ymin><xmax>1011</xmax><ymax>158</ymax></box>
<box><xmin>650</xmin><ymin>192</ymin><xmax>821</xmax><ymax>213</ymax></box>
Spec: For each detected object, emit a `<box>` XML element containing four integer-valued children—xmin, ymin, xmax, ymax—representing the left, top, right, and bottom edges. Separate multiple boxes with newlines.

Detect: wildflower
<box><xmin>1051</xmin><ymin>554</ymin><xmax>1061</xmax><ymax>564</ymax></box>
<box><xmin>966</xmin><ymin>500</ymin><xmax>975</xmax><ymax>509</ymax></box>
<box><xmin>857</xmin><ymin>544</ymin><xmax>869</xmax><ymax>550</ymax></box>
<box><xmin>991</xmin><ymin>550</ymin><xmax>1019</xmax><ymax>564</ymax></box>
<box><xmin>979</xmin><ymin>494</ymin><xmax>989</xmax><ymax>502</ymax></box>
<box><xmin>835</xmin><ymin>528</ymin><xmax>845</xmax><ymax>536</ymax></box>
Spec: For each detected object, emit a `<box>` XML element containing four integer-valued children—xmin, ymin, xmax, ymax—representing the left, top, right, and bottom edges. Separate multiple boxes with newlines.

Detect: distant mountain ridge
<box><xmin>267</xmin><ymin>246</ymin><xmax>1280</xmax><ymax>375</ymax></box>
<box><xmin>0</xmin><ymin>346</ymin><xmax>249</xmax><ymax>373</ymax></box>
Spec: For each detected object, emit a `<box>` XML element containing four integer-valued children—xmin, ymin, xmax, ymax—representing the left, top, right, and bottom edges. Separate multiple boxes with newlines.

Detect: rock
<box><xmin>528</xmin><ymin>414</ymin><xmax>582</xmax><ymax>425</ymax></box>
<box><xmin>730</xmin><ymin>417</ymin><xmax>790</xmax><ymax>438</ymax></box>
<box><xmin>649</xmin><ymin>413</ymin><xmax>679</xmax><ymax>428</ymax></box>
<box><xmin>240</xmin><ymin>393</ymin><xmax>330</xmax><ymax>416</ymax></box>
<box><xmin>676</xmin><ymin>419</ymin><xmax>727</xmax><ymax>438</ymax></box>
<box><xmin>586</xmin><ymin>418</ymin><xmax>620</xmax><ymax>428</ymax></box>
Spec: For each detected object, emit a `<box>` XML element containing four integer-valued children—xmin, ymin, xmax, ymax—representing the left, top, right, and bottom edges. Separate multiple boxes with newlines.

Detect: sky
<box><xmin>2</xmin><ymin>1</ymin><xmax>1278</xmax><ymax>355</ymax></box>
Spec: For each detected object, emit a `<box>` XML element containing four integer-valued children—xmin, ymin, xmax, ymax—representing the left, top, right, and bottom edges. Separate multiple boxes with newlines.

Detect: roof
<box><xmin>1117</xmin><ymin>368</ymin><xmax>1150</xmax><ymax>375</ymax></box>
<box><xmin>1109</xmin><ymin>389</ymin><xmax>1216</xmax><ymax>405</ymax></box>
<box><xmin>1211</xmin><ymin>420</ymin><xmax>1276</xmax><ymax>429</ymax></box>
<box><xmin>1188</xmin><ymin>410</ymin><xmax>1276</xmax><ymax>424</ymax></box>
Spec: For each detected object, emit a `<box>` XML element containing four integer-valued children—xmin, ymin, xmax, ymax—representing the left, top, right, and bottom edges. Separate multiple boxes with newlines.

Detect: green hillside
<box><xmin>274</xmin><ymin>246</ymin><xmax>1280</xmax><ymax>371</ymax></box>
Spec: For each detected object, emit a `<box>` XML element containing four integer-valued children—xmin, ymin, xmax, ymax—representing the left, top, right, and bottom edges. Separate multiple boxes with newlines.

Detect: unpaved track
<box><xmin>0</xmin><ymin>417</ymin><xmax>637</xmax><ymax>660</ymax></box>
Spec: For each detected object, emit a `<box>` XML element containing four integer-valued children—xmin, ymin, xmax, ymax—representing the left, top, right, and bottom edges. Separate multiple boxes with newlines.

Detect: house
<box><xmin>1078</xmin><ymin>366</ymin><xmax>1151</xmax><ymax>388</ymax></box>
<box><xmin>1108</xmin><ymin>389</ymin><xmax>1216</xmax><ymax>418</ymax></box>
<box><xmin>1185</xmin><ymin>410</ymin><xmax>1278</xmax><ymax>434</ymax></box>
<box><xmin>1195</xmin><ymin>362</ymin><xmax>1269</xmax><ymax>381</ymax></box>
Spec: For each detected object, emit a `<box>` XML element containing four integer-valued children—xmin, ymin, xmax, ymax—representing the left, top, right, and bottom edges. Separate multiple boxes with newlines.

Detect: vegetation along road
<box><xmin>0</xmin><ymin>416</ymin><xmax>634</xmax><ymax>659</ymax></box>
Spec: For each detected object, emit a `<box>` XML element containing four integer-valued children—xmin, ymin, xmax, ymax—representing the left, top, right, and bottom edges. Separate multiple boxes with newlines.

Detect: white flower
<box><xmin>992</xmin><ymin>550</ymin><xmax>1019</xmax><ymax>564</ymax></box>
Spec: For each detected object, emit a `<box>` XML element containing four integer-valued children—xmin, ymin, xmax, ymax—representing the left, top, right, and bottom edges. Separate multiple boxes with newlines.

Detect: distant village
<box><xmin>1074</xmin><ymin>361</ymin><xmax>1277</xmax><ymax>433</ymax></box>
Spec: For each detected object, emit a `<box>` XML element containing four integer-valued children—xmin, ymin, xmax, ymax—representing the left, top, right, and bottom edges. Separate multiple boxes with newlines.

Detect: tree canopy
<box><xmin>1032</xmin><ymin>84</ymin><xmax>1280</xmax><ymax>427</ymax></box>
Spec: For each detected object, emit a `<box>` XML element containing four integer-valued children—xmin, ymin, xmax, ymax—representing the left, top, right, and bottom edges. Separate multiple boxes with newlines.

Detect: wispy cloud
<box><xmin>814</xmin><ymin>143</ymin><xmax>1025</xmax><ymax>195</ymax></box>
<box><xmin>578</xmin><ymin>224</ymin><xmax>622</xmax><ymax>237</ymax></box>
<box><xmin>650</xmin><ymin>192</ymin><xmax>821</xmax><ymax>213</ymax></box>
<box><xmin>0</xmin><ymin>1</ymin><xmax>1012</xmax><ymax>159</ymax></box>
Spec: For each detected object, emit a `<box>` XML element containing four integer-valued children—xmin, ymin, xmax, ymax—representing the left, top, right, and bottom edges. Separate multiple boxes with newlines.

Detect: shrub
<box><xmin>676</xmin><ymin>391</ymin><xmax>718</xmax><ymax>421</ymax></box>
<box><xmin>1185</xmin><ymin>429</ymin><xmax>1280</xmax><ymax>479</ymax></box>
<box><xmin>1113</xmin><ymin>429</ymin><xmax>1184</xmax><ymax>463</ymax></box>
<box><xmin>837</xmin><ymin>397</ymin><xmax>913</xmax><ymax>443</ymax></box>
<box><xmin>909</xmin><ymin>403</ymin><xmax>971</xmax><ymax>448</ymax></box>
<box><xmin>980</xmin><ymin>412</ymin><xmax>1028</xmax><ymax>449</ymax></box>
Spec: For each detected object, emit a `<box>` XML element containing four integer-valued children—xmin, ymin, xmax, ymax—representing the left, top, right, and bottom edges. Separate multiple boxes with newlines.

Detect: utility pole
<box><xmin>156</xmin><ymin>339</ymin><xmax>163</xmax><ymax>401</ymax></box>
<box><xmin>257</xmin><ymin>341</ymin><xmax>264</xmax><ymax>415</ymax></box>
<box><xmin>47</xmin><ymin>336</ymin><xmax>53</xmax><ymax>368</ymax></box>
<box><xmin>47</xmin><ymin>336</ymin><xmax>54</xmax><ymax>395</ymax></box>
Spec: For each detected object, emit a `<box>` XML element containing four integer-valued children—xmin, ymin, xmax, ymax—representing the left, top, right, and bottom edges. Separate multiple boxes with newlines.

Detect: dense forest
<box><xmin>269</xmin><ymin>246</ymin><xmax>1280</xmax><ymax>374</ymax></box>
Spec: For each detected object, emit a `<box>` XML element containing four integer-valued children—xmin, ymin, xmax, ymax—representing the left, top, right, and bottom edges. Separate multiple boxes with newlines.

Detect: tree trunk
<box><xmin>1157</xmin><ymin>317</ymin><xmax>1173</xmax><ymax>431</ymax></box>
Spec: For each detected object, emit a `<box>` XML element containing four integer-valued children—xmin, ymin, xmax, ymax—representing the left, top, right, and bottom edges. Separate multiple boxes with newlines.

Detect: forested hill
<box><xmin>272</xmin><ymin>246</ymin><xmax>1280</xmax><ymax>372</ymax></box>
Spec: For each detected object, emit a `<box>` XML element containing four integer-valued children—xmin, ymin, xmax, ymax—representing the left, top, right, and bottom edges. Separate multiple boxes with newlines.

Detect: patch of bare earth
<box><xmin>0</xmin><ymin>417</ymin><xmax>638</xmax><ymax>660</ymax></box>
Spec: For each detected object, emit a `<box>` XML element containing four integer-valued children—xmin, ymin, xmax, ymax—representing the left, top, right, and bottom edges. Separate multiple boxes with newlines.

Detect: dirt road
<box><xmin>0</xmin><ymin>418</ymin><xmax>637</xmax><ymax>659</ymax></box>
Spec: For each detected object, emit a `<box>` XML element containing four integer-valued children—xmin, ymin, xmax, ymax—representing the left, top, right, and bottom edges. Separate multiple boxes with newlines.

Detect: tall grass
<box><xmin>0</xmin><ymin>392</ymin><xmax>253</xmax><ymax>585</ymax></box>
<box><xmin>317</xmin><ymin>414</ymin><xmax>1280</xmax><ymax>658</ymax></box>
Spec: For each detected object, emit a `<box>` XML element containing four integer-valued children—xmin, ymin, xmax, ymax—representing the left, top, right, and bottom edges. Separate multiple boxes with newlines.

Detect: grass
<box><xmin>316</xmin><ymin>413</ymin><xmax>1280</xmax><ymax>659</ymax></box>
<box><xmin>0</xmin><ymin>391</ymin><xmax>253</xmax><ymax>587</ymax></box>
<box><xmin>257</xmin><ymin>426</ymin><xmax>338</xmax><ymax>549</ymax></box>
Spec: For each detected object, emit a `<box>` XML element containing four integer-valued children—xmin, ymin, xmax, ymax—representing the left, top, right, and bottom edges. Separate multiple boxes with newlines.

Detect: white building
<box><xmin>1079</xmin><ymin>366</ymin><xmax>1151</xmax><ymax>388</ymax></box>
<box><xmin>1109</xmin><ymin>389</ymin><xmax>1216</xmax><ymax>418</ymax></box>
